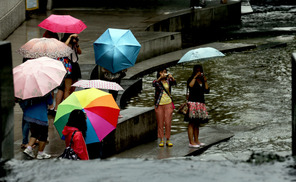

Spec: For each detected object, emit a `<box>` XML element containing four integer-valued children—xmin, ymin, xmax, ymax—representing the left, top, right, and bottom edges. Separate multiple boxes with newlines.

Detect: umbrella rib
<box><xmin>116</xmin><ymin>47</ymin><xmax>135</xmax><ymax>65</ymax></box>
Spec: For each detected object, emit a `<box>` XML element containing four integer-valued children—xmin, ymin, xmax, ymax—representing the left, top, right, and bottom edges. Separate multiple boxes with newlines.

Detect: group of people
<box><xmin>20</xmin><ymin>30</ymin><xmax>125</xmax><ymax>160</ymax></box>
<box><xmin>20</xmin><ymin>30</ymin><xmax>85</xmax><ymax>160</ymax></box>
<box><xmin>153</xmin><ymin>65</ymin><xmax>209</xmax><ymax>148</ymax></box>
<box><xmin>18</xmin><ymin>28</ymin><xmax>210</xmax><ymax>160</ymax></box>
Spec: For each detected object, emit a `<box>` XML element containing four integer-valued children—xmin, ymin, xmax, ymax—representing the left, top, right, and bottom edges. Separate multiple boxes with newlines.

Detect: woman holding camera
<box><xmin>54</xmin><ymin>33</ymin><xmax>82</xmax><ymax>112</ymax></box>
<box><xmin>153</xmin><ymin>68</ymin><xmax>176</xmax><ymax>147</ymax></box>
<box><xmin>185</xmin><ymin>65</ymin><xmax>209</xmax><ymax>148</ymax></box>
<box><xmin>62</xmin><ymin>33</ymin><xmax>81</xmax><ymax>96</ymax></box>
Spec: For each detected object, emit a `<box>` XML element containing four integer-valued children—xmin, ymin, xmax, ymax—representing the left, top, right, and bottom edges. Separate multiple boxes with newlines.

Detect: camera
<box><xmin>71</xmin><ymin>36</ymin><xmax>79</xmax><ymax>42</ymax></box>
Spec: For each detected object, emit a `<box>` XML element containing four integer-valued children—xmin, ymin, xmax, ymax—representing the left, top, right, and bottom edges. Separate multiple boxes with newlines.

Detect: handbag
<box><xmin>178</xmin><ymin>102</ymin><xmax>188</xmax><ymax>115</ymax></box>
<box><xmin>58</xmin><ymin>130</ymin><xmax>79</xmax><ymax>160</ymax></box>
<box><xmin>178</xmin><ymin>87</ymin><xmax>189</xmax><ymax>115</ymax></box>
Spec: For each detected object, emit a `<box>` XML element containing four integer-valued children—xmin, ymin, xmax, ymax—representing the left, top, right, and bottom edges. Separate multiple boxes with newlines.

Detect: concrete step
<box><xmin>125</xmin><ymin>42</ymin><xmax>256</xmax><ymax>79</ymax></box>
<box><xmin>112</xmin><ymin>126</ymin><xmax>234</xmax><ymax>159</ymax></box>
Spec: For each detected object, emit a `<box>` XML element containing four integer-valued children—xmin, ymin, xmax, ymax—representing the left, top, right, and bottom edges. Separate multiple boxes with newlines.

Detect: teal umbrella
<box><xmin>93</xmin><ymin>28</ymin><xmax>141</xmax><ymax>73</ymax></box>
<box><xmin>178</xmin><ymin>47</ymin><xmax>225</xmax><ymax>64</ymax></box>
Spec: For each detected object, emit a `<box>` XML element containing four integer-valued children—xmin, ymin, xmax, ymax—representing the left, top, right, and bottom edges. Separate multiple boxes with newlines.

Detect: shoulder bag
<box><xmin>177</xmin><ymin>87</ymin><xmax>189</xmax><ymax>115</ymax></box>
<box><xmin>58</xmin><ymin>130</ymin><xmax>80</xmax><ymax>160</ymax></box>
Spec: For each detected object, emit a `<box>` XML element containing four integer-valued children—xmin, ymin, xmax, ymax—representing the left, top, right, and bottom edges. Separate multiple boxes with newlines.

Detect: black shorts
<box><xmin>29</xmin><ymin>122</ymin><xmax>48</xmax><ymax>141</ymax></box>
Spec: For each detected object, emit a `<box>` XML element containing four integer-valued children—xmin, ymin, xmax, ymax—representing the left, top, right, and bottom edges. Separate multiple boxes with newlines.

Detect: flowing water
<box><xmin>2</xmin><ymin>4</ymin><xmax>296</xmax><ymax>182</ymax></box>
<box><xmin>127</xmin><ymin>37</ymin><xmax>294</xmax><ymax>161</ymax></box>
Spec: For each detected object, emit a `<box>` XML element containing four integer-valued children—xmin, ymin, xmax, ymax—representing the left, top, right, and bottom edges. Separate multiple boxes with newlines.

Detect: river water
<box><xmin>2</xmin><ymin>3</ymin><xmax>296</xmax><ymax>182</ymax></box>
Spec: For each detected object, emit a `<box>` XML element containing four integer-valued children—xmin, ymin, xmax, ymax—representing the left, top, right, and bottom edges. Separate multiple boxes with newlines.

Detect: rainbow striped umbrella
<box><xmin>54</xmin><ymin>88</ymin><xmax>120</xmax><ymax>144</ymax></box>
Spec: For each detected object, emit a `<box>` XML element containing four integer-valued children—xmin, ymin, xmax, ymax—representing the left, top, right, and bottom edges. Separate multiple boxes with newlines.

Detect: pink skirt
<box><xmin>187</xmin><ymin>101</ymin><xmax>208</xmax><ymax>120</ymax></box>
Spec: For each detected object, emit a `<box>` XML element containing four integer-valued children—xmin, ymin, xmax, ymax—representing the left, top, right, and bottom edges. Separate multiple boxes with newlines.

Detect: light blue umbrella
<box><xmin>178</xmin><ymin>47</ymin><xmax>225</xmax><ymax>64</ymax></box>
<box><xmin>93</xmin><ymin>28</ymin><xmax>141</xmax><ymax>73</ymax></box>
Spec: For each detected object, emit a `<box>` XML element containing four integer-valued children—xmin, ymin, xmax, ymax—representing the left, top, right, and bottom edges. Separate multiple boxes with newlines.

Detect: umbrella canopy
<box><xmin>13</xmin><ymin>57</ymin><xmax>67</xmax><ymax>100</ymax></box>
<box><xmin>93</xmin><ymin>28</ymin><xmax>141</xmax><ymax>73</ymax></box>
<box><xmin>17</xmin><ymin>38</ymin><xmax>73</xmax><ymax>59</ymax></box>
<box><xmin>54</xmin><ymin>88</ymin><xmax>120</xmax><ymax>144</ymax></box>
<box><xmin>38</xmin><ymin>14</ymin><xmax>87</xmax><ymax>34</ymax></box>
<box><xmin>72</xmin><ymin>79</ymin><xmax>124</xmax><ymax>91</ymax></box>
<box><xmin>178</xmin><ymin>47</ymin><xmax>225</xmax><ymax>64</ymax></box>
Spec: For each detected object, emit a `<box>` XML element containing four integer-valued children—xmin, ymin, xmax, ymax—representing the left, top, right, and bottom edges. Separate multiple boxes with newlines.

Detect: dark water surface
<box><xmin>127</xmin><ymin>36</ymin><xmax>294</xmax><ymax>161</ymax></box>
<box><xmin>2</xmin><ymin>4</ymin><xmax>296</xmax><ymax>182</ymax></box>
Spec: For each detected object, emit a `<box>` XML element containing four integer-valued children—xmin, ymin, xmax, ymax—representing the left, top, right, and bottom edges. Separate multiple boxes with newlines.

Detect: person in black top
<box><xmin>185</xmin><ymin>65</ymin><xmax>209</xmax><ymax>148</ymax></box>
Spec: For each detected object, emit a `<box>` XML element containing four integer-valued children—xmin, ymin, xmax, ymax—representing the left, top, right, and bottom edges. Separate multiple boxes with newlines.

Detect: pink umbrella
<box><xmin>17</xmin><ymin>38</ymin><xmax>73</xmax><ymax>59</ymax></box>
<box><xmin>72</xmin><ymin>79</ymin><xmax>124</xmax><ymax>91</ymax></box>
<box><xmin>13</xmin><ymin>57</ymin><xmax>67</xmax><ymax>100</ymax></box>
<box><xmin>38</xmin><ymin>14</ymin><xmax>87</xmax><ymax>34</ymax></box>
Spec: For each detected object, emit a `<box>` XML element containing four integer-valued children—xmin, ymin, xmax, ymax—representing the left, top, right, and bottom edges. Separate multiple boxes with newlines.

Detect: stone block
<box><xmin>102</xmin><ymin>107</ymin><xmax>156</xmax><ymax>158</ymax></box>
<box><xmin>0</xmin><ymin>0</ymin><xmax>25</xmax><ymax>40</ymax></box>
<box><xmin>0</xmin><ymin>41</ymin><xmax>15</xmax><ymax>161</ymax></box>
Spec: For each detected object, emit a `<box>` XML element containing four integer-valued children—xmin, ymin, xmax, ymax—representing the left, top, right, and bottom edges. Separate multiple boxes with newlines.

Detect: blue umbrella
<box><xmin>178</xmin><ymin>47</ymin><xmax>225</xmax><ymax>64</ymax></box>
<box><xmin>93</xmin><ymin>28</ymin><xmax>141</xmax><ymax>73</ymax></box>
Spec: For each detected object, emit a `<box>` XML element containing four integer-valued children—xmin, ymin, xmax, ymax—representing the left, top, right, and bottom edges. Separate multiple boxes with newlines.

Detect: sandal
<box><xmin>166</xmin><ymin>140</ymin><xmax>173</xmax><ymax>147</ymax></box>
<box><xmin>159</xmin><ymin>141</ymin><xmax>164</xmax><ymax>147</ymax></box>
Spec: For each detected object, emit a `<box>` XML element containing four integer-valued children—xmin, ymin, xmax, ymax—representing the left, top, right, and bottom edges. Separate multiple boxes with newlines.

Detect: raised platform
<box><xmin>112</xmin><ymin>126</ymin><xmax>234</xmax><ymax>159</ymax></box>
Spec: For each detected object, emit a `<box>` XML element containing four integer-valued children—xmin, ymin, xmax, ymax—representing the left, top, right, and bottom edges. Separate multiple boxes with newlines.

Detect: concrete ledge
<box><xmin>83</xmin><ymin>64</ymin><xmax>143</xmax><ymax>108</ymax></box>
<box><xmin>135</xmin><ymin>32</ymin><xmax>182</xmax><ymax>62</ymax></box>
<box><xmin>112</xmin><ymin>126</ymin><xmax>234</xmax><ymax>159</ymax></box>
<box><xmin>125</xmin><ymin>42</ymin><xmax>256</xmax><ymax>79</ymax></box>
<box><xmin>118</xmin><ymin>79</ymin><xmax>142</xmax><ymax>108</ymax></box>
<box><xmin>0</xmin><ymin>0</ymin><xmax>26</xmax><ymax>40</ymax></box>
<box><xmin>102</xmin><ymin>107</ymin><xmax>156</xmax><ymax>158</ymax></box>
<box><xmin>145</xmin><ymin>2</ymin><xmax>241</xmax><ymax>33</ymax></box>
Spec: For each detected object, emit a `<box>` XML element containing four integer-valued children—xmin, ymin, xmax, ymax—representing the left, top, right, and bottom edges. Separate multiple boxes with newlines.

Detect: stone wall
<box><xmin>0</xmin><ymin>41</ymin><xmax>15</xmax><ymax>161</ymax></box>
<box><xmin>291</xmin><ymin>53</ymin><xmax>296</xmax><ymax>156</ymax></box>
<box><xmin>146</xmin><ymin>2</ymin><xmax>241</xmax><ymax>45</ymax></box>
<box><xmin>102</xmin><ymin>107</ymin><xmax>157</xmax><ymax>158</ymax></box>
<box><xmin>0</xmin><ymin>0</ymin><xmax>26</xmax><ymax>40</ymax></box>
<box><xmin>135</xmin><ymin>32</ymin><xmax>182</xmax><ymax>63</ymax></box>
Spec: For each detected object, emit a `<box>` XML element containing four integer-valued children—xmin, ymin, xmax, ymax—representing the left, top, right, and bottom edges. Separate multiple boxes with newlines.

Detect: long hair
<box><xmin>43</xmin><ymin>30</ymin><xmax>59</xmax><ymax>40</ymax></box>
<box><xmin>66</xmin><ymin>109</ymin><xmax>87</xmax><ymax>138</ymax></box>
<box><xmin>61</xmin><ymin>33</ymin><xmax>72</xmax><ymax>43</ymax></box>
<box><xmin>190</xmin><ymin>64</ymin><xmax>204</xmax><ymax>78</ymax></box>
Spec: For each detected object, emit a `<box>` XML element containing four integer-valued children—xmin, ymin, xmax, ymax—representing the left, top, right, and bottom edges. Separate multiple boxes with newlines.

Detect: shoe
<box><xmin>199</xmin><ymin>143</ymin><xmax>205</xmax><ymax>146</ymax></box>
<box><xmin>166</xmin><ymin>140</ymin><xmax>173</xmax><ymax>147</ymax></box>
<box><xmin>23</xmin><ymin>148</ymin><xmax>35</xmax><ymax>158</ymax></box>
<box><xmin>159</xmin><ymin>141</ymin><xmax>164</xmax><ymax>147</ymax></box>
<box><xmin>36</xmin><ymin>152</ymin><xmax>51</xmax><ymax>160</ymax></box>
<box><xmin>188</xmin><ymin>143</ymin><xmax>200</xmax><ymax>148</ymax></box>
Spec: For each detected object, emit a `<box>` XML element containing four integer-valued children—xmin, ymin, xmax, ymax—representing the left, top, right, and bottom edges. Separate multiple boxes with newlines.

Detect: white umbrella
<box><xmin>178</xmin><ymin>47</ymin><xmax>225</xmax><ymax>64</ymax></box>
<box><xmin>72</xmin><ymin>79</ymin><xmax>124</xmax><ymax>91</ymax></box>
<box><xmin>13</xmin><ymin>57</ymin><xmax>67</xmax><ymax>99</ymax></box>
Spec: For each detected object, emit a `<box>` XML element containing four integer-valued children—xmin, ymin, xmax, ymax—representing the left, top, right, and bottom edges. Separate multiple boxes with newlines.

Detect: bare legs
<box><xmin>54</xmin><ymin>89</ymin><xmax>64</xmax><ymax>111</ymax></box>
<box><xmin>54</xmin><ymin>78</ymin><xmax>75</xmax><ymax>111</ymax></box>
<box><xmin>188</xmin><ymin>121</ymin><xmax>201</xmax><ymax>145</ymax></box>
<box><xmin>27</xmin><ymin>137</ymin><xmax>46</xmax><ymax>152</ymax></box>
<box><xmin>64</xmin><ymin>78</ymin><xmax>74</xmax><ymax>99</ymax></box>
